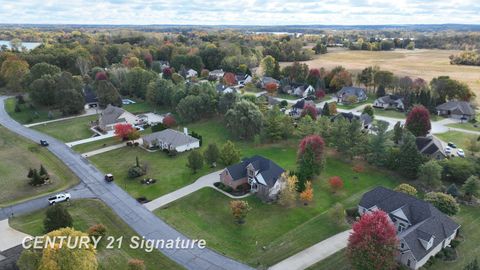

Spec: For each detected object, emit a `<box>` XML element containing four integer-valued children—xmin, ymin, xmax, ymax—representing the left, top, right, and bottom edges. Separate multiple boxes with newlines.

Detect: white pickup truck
<box><xmin>48</xmin><ymin>193</ymin><xmax>71</xmax><ymax>205</ymax></box>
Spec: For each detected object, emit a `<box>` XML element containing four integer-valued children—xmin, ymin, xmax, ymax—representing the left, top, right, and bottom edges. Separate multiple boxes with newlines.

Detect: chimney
<box><xmin>184</xmin><ymin>127</ymin><xmax>188</xmax><ymax>135</ymax></box>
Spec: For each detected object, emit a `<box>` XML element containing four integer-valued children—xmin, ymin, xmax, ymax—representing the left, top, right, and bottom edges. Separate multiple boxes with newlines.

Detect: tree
<box><xmin>322</xmin><ymin>102</ymin><xmax>331</xmax><ymax>116</ymax></box>
<box><xmin>462</xmin><ymin>175</ymin><xmax>480</xmax><ymax>200</ymax></box>
<box><xmin>261</xmin><ymin>55</ymin><xmax>277</xmax><ymax>77</ymax></box>
<box><xmin>186</xmin><ymin>151</ymin><xmax>204</xmax><ymax>174</ymax></box>
<box><xmin>397</xmin><ymin>132</ymin><xmax>424</xmax><ymax>178</ymax></box>
<box><xmin>393</xmin><ymin>121</ymin><xmax>403</xmax><ymax>144</ymax></box>
<box><xmin>362</xmin><ymin>105</ymin><xmax>374</xmax><ymax>117</ymax></box>
<box><xmin>297</xmin><ymin>135</ymin><xmax>325</xmax><ymax>189</ymax></box>
<box><xmin>446</xmin><ymin>183</ymin><xmax>460</xmax><ymax>198</ymax></box>
<box><xmin>219</xmin><ymin>141</ymin><xmax>240</xmax><ymax>166</ymax></box>
<box><xmin>56</xmin><ymin>88</ymin><xmax>85</xmax><ymax>116</ymax></box>
<box><xmin>96</xmin><ymin>80</ymin><xmax>122</xmax><ymax>108</ymax></box>
<box><xmin>125</xmin><ymin>67</ymin><xmax>157</xmax><ymax>98</ymax></box>
<box><xmin>300</xmin><ymin>181</ymin><xmax>314</xmax><ymax>205</ymax></box>
<box><xmin>29</xmin><ymin>168</ymin><xmax>44</xmax><ymax>186</ymax></box>
<box><xmin>176</xmin><ymin>95</ymin><xmax>204</xmax><ymax>123</ymax></box>
<box><xmin>329</xmin><ymin>203</ymin><xmax>345</xmax><ymax>226</ymax></box>
<box><xmin>278</xmin><ymin>173</ymin><xmax>299</xmax><ymax>207</ymax></box>
<box><xmin>225</xmin><ymin>100</ymin><xmax>264</xmax><ymax>140</ymax></box>
<box><xmin>203</xmin><ymin>143</ymin><xmax>220</xmax><ymax>167</ymax></box>
<box><xmin>425</xmin><ymin>192</ymin><xmax>459</xmax><ymax>216</ymax></box>
<box><xmin>329</xmin><ymin>176</ymin><xmax>344</xmax><ymax>193</ymax></box>
<box><xmin>418</xmin><ymin>160</ymin><xmax>442</xmax><ymax>188</ymax></box>
<box><xmin>301</xmin><ymin>104</ymin><xmax>317</xmax><ymax>120</ymax></box>
<box><xmin>374</xmin><ymin>70</ymin><xmax>395</xmax><ymax>90</ymax></box>
<box><xmin>18</xmin><ymin>227</ymin><xmax>98</xmax><ymax>270</ymax></box>
<box><xmin>223</xmin><ymin>72</ymin><xmax>237</xmax><ymax>86</ymax></box>
<box><xmin>440</xmin><ymin>158</ymin><xmax>477</xmax><ymax>184</ymax></box>
<box><xmin>128</xmin><ymin>259</ymin><xmax>146</xmax><ymax>270</ymax></box>
<box><xmin>329</xmin><ymin>70</ymin><xmax>352</xmax><ymax>91</ymax></box>
<box><xmin>394</xmin><ymin>183</ymin><xmax>418</xmax><ymax>196</ymax></box>
<box><xmin>264</xmin><ymin>107</ymin><xmax>292</xmax><ymax>141</ymax></box>
<box><xmin>114</xmin><ymin>123</ymin><xmax>135</xmax><ymax>141</ymax></box>
<box><xmin>39</xmin><ymin>165</ymin><xmax>49</xmax><ymax>180</ymax></box>
<box><xmin>230</xmin><ymin>200</ymin><xmax>251</xmax><ymax>224</ymax></box>
<box><xmin>146</xmin><ymin>78</ymin><xmax>176</xmax><ymax>107</ymax></box>
<box><xmin>366</xmin><ymin>121</ymin><xmax>389</xmax><ymax>167</ymax></box>
<box><xmin>162</xmin><ymin>115</ymin><xmax>176</xmax><ymax>128</ymax></box>
<box><xmin>405</xmin><ymin>105</ymin><xmax>431</xmax><ymax>136</ymax></box>
<box><xmin>347</xmin><ymin>210</ymin><xmax>398</xmax><ymax>270</ymax></box>
<box><xmin>465</xmin><ymin>136</ymin><xmax>480</xmax><ymax>153</ymax></box>
<box><xmin>218</xmin><ymin>92</ymin><xmax>238</xmax><ymax>114</ymax></box>
<box><xmin>265</xmin><ymin>82</ymin><xmax>279</xmax><ymax>95</ymax></box>
<box><xmin>43</xmin><ymin>204</ymin><xmax>73</xmax><ymax>232</ymax></box>
<box><xmin>0</xmin><ymin>56</ymin><xmax>29</xmax><ymax>91</ymax></box>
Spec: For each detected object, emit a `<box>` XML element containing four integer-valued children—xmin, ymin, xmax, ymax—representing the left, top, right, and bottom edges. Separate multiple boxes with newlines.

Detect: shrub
<box><xmin>128</xmin><ymin>259</ymin><xmax>145</xmax><ymax>270</ymax></box>
<box><xmin>345</xmin><ymin>207</ymin><xmax>360</xmax><ymax>218</ymax></box>
<box><xmin>352</xmin><ymin>164</ymin><xmax>365</xmax><ymax>173</ymax></box>
<box><xmin>329</xmin><ymin>176</ymin><xmax>344</xmax><ymax>192</ymax></box>
<box><xmin>450</xmin><ymin>239</ymin><xmax>460</xmax><ymax>249</ymax></box>
<box><xmin>425</xmin><ymin>192</ymin><xmax>459</xmax><ymax>216</ymax></box>
<box><xmin>394</xmin><ymin>183</ymin><xmax>418</xmax><ymax>197</ymax></box>
<box><xmin>128</xmin><ymin>166</ymin><xmax>145</xmax><ymax>178</ymax></box>
<box><xmin>87</xmin><ymin>224</ymin><xmax>107</xmax><ymax>240</ymax></box>
<box><xmin>43</xmin><ymin>204</ymin><xmax>73</xmax><ymax>233</ymax></box>
<box><xmin>443</xmin><ymin>247</ymin><xmax>457</xmax><ymax>261</ymax></box>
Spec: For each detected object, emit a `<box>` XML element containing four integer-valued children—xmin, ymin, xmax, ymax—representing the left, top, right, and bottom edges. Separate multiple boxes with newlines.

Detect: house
<box><xmin>290</xmin><ymin>84</ymin><xmax>315</xmax><ymax>98</ymax></box>
<box><xmin>331</xmin><ymin>112</ymin><xmax>373</xmax><ymax>129</ymax></box>
<box><xmin>83</xmin><ymin>85</ymin><xmax>98</xmax><ymax>108</ymax></box>
<box><xmin>186</xmin><ymin>69</ymin><xmax>198</xmax><ymax>78</ymax></box>
<box><xmin>216</xmin><ymin>84</ymin><xmax>236</xmax><ymax>94</ymax></box>
<box><xmin>97</xmin><ymin>105</ymin><xmax>139</xmax><ymax>132</ymax></box>
<box><xmin>436</xmin><ymin>101</ymin><xmax>475</xmax><ymax>121</ymax></box>
<box><xmin>220</xmin><ymin>155</ymin><xmax>285</xmax><ymax>201</ymax></box>
<box><xmin>373</xmin><ymin>95</ymin><xmax>405</xmax><ymax>111</ymax></box>
<box><xmin>209</xmin><ymin>69</ymin><xmax>225</xmax><ymax>80</ymax></box>
<box><xmin>259</xmin><ymin>77</ymin><xmax>280</xmax><ymax>89</ymax></box>
<box><xmin>415</xmin><ymin>136</ymin><xmax>446</xmax><ymax>160</ymax></box>
<box><xmin>142</xmin><ymin>128</ymin><xmax>199</xmax><ymax>152</ymax></box>
<box><xmin>236</xmin><ymin>74</ymin><xmax>253</xmax><ymax>85</ymax></box>
<box><xmin>289</xmin><ymin>99</ymin><xmax>316</xmax><ymax>118</ymax></box>
<box><xmin>336</xmin><ymin>86</ymin><xmax>368</xmax><ymax>103</ymax></box>
<box><xmin>358</xmin><ymin>187</ymin><xmax>460</xmax><ymax>270</ymax></box>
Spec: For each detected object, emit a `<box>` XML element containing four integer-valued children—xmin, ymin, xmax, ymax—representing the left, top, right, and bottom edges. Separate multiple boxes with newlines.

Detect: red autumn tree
<box><xmin>328</xmin><ymin>176</ymin><xmax>344</xmax><ymax>192</ymax></box>
<box><xmin>163</xmin><ymin>67</ymin><xmax>172</xmax><ymax>79</ymax></box>
<box><xmin>405</xmin><ymin>105</ymin><xmax>431</xmax><ymax>137</ymax></box>
<box><xmin>315</xmin><ymin>89</ymin><xmax>326</xmax><ymax>100</ymax></box>
<box><xmin>95</xmin><ymin>71</ymin><xmax>107</xmax><ymax>81</ymax></box>
<box><xmin>347</xmin><ymin>210</ymin><xmax>399</xmax><ymax>270</ymax></box>
<box><xmin>298</xmin><ymin>135</ymin><xmax>325</xmax><ymax>165</ymax></box>
<box><xmin>301</xmin><ymin>104</ymin><xmax>317</xmax><ymax>120</ymax></box>
<box><xmin>223</xmin><ymin>72</ymin><xmax>237</xmax><ymax>86</ymax></box>
<box><xmin>144</xmin><ymin>52</ymin><xmax>153</xmax><ymax>67</ymax></box>
<box><xmin>162</xmin><ymin>115</ymin><xmax>176</xmax><ymax>128</ymax></box>
<box><xmin>265</xmin><ymin>82</ymin><xmax>279</xmax><ymax>95</ymax></box>
<box><xmin>114</xmin><ymin>123</ymin><xmax>135</xmax><ymax>141</ymax></box>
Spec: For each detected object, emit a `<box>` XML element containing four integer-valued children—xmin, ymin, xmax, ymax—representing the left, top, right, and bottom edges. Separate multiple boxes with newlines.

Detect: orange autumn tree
<box><xmin>265</xmin><ymin>82</ymin><xmax>279</xmax><ymax>95</ymax></box>
<box><xmin>329</xmin><ymin>176</ymin><xmax>344</xmax><ymax>193</ymax></box>
<box><xmin>223</xmin><ymin>72</ymin><xmax>237</xmax><ymax>86</ymax></box>
<box><xmin>114</xmin><ymin>123</ymin><xmax>135</xmax><ymax>141</ymax></box>
<box><xmin>300</xmin><ymin>181</ymin><xmax>314</xmax><ymax>205</ymax></box>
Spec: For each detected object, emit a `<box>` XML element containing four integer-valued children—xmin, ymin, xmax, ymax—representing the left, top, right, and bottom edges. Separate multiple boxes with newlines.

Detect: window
<box><xmin>401</xmin><ymin>243</ymin><xmax>404</xmax><ymax>249</ymax></box>
<box><xmin>398</xmin><ymin>224</ymin><xmax>405</xmax><ymax>233</ymax></box>
<box><xmin>407</xmin><ymin>259</ymin><xmax>411</xmax><ymax>267</ymax></box>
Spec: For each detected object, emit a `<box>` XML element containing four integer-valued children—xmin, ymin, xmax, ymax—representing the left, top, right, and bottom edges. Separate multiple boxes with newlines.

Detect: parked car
<box><xmin>40</xmin><ymin>140</ymin><xmax>49</xmax><ymax>146</ymax></box>
<box><xmin>448</xmin><ymin>142</ymin><xmax>457</xmax><ymax>148</ymax></box>
<box><xmin>457</xmin><ymin>149</ymin><xmax>465</xmax><ymax>158</ymax></box>
<box><xmin>48</xmin><ymin>193</ymin><xmax>71</xmax><ymax>205</ymax></box>
<box><xmin>445</xmin><ymin>147</ymin><xmax>452</xmax><ymax>155</ymax></box>
<box><xmin>104</xmin><ymin>173</ymin><xmax>114</xmax><ymax>182</ymax></box>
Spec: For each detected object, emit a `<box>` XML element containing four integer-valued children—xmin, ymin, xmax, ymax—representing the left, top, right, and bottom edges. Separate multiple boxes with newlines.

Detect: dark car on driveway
<box><xmin>40</xmin><ymin>140</ymin><xmax>49</xmax><ymax>146</ymax></box>
<box><xmin>104</xmin><ymin>173</ymin><xmax>114</xmax><ymax>182</ymax></box>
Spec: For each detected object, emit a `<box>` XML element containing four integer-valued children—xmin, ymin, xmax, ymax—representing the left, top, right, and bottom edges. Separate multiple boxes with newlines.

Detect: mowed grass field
<box><xmin>9</xmin><ymin>199</ymin><xmax>182</xmax><ymax>270</ymax></box>
<box><xmin>280</xmin><ymin>48</ymin><xmax>480</xmax><ymax>100</ymax></box>
<box><xmin>0</xmin><ymin>126</ymin><xmax>79</xmax><ymax>206</ymax></box>
<box><xmin>31</xmin><ymin>114</ymin><xmax>98</xmax><ymax>142</ymax></box>
<box><xmin>155</xmin><ymin>155</ymin><xmax>401</xmax><ymax>268</ymax></box>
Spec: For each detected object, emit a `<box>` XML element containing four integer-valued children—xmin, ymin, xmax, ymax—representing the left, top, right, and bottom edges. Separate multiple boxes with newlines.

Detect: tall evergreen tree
<box><xmin>397</xmin><ymin>132</ymin><xmax>424</xmax><ymax>178</ymax></box>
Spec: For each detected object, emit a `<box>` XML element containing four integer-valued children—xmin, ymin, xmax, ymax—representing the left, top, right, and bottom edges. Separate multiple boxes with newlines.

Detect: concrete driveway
<box><xmin>0</xmin><ymin>219</ymin><xmax>30</xmax><ymax>252</ymax></box>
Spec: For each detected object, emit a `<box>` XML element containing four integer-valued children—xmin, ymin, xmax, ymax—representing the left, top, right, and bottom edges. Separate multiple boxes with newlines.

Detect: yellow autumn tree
<box><xmin>300</xmin><ymin>181</ymin><xmax>314</xmax><ymax>205</ymax></box>
<box><xmin>278</xmin><ymin>173</ymin><xmax>298</xmax><ymax>207</ymax></box>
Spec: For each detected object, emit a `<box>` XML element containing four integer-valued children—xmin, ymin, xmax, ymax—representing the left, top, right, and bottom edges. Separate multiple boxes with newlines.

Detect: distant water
<box><xmin>0</xmin><ymin>40</ymin><xmax>41</xmax><ymax>50</ymax></box>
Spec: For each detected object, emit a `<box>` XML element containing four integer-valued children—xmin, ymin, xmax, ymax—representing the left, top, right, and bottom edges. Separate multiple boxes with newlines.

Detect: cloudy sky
<box><xmin>1</xmin><ymin>0</ymin><xmax>479</xmax><ymax>25</ymax></box>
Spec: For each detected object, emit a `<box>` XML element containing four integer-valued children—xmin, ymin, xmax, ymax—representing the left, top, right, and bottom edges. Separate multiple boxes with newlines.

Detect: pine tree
<box><xmin>393</xmin><ymin>121</ymin><xmax>403</xmax><ymax>144</ymax></box>
<box><xmin>39</xmin><ymin>165</ymin><xmax>49</xmax><ymax>180</ymax></box>
<box><xmin>446</xmin><ymin>183</ymin><xmax>460</xmax><ymax>198</ymax></box>
<box><xmin>27</xmin><ymin>168</ymin><xmax>34</xmax><ymax>179</ymax></box>
<box><xmin>397</xmin><ymin>132</ymin><xmax>424</xmax><ymax>178</ymax></box>
<box><xmin>322</xmin><ymin>102</ymin><xmax>330</xmax><ymax>116</ymax></box>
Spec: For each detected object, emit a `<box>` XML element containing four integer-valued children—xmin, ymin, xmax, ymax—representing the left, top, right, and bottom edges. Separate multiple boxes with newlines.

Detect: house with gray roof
<box><xmin>358</xmin><ymin>187</ymin><xmax>460</xmax><ymax>270</ymax></box>
<box><xmin>336</xmin><ymin>86</ymin><xmax>368</xmax><ymax>103</ymax></box>
<box><xmin>415</xmin><ymin>135</ymin><xmax>446</xmax><ymax>160</ymax></box>
<box><xmin>436</xmin><ymin>101</ymin><xmax>475</xmax><ymax>121</ymax></box>
<box><xmin>97</xmin><ymin>104</ymin><xmax>139</xmax><ymax>132</ymax></box>
<box><xmin>142</xmin><ymin>128</ymin><xmax>200</xmax><ymax>153</ymax></box>
<box><xmin>259</xmin><ymin>77</ymin><xmax>280</xmax><ymax>89</ymax></box>
<box><xmin>331</xmin><ymin>112</ymin><xmax>373</xmax><ymax>129</ymax></box>
<box><xmin>220</xmin><ymin>155</ymin><xmax>285</xmax><ymax>201</ymax></box>
<box><xmin>373</xmin><ymin>95</ymin><xmax>405</xmax><ymax>111</ymax></box>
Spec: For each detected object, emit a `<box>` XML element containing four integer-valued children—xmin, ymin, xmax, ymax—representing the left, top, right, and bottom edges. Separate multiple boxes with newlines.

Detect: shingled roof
<box><xmin>99</xmin><ymin>104</ymin><xmax>126</xmax><ymax>128</ymax></box>
<box><xmin>416</xmin><ymin>136</ymin><xmax>445</xmax><ymax>157</ymax></box>
<box><xmin>359</xmin><ymin>187</ymin><xmax>460</xmax><ymax>262</ymax></box>
<box><xmin>225</xmin><ymin>155</ymin><xmax>285</xmax><ymax>187</ymax></box>
<box><xmin>436</xmin><ymin>101</ymin><xmax>475</xmax><ymax>116</ymax></box>
<box><xmin>142</xmin><ymin>129</ymin><xmax>199</xmax><ymax>148</ymax></box>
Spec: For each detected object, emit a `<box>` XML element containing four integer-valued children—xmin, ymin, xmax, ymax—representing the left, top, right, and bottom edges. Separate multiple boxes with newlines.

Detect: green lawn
<box><xmin>0</xmin><ymin>126</ymin><xmax>79</xmax><ymax>206</ymax></box>
<box><xmin>373</xmin><ymin>108</ymin><xmax>407</xmax><ymax>119</ymax></box>
<box><xmin>72</xmin><ymin>136</ymin><xmax>120</xmax><ymax>153</ymax></box>
<box><xmin>9</xmin><ymin>199</ymin><xmax>182</xmax><ymax>270</ymax></box>
<box><xmin>123</xmin><ymin>101</ymin><xmax>170</xmax><ymax>115</ymax></box>
<box><xmin>447</xmin><ymin>122</ymin><xmax>480</xmax><ymax>132</ymax></box>
<box><xmin>5</xmin><ymin>97</ymin><xmax>66</xmax><ymax>124</ymax></box>
<box><xmin>155</xmin><ymin>155</ymin><xmax>400</xmax><ymax>268</ymax></box>
<box><xmin>277</xmin><ymin>93</ymin><xmax>300</xmax><ymax>100</ymax></box>
<box><xmin>308</xmin><ymin>206</ymin><xmax>480</xmax><ymax>270</ymax></box>
<box><xmin>335</xmin><ymin>95</ymin><xmax>375</xmax><ymax>110</ymax></box>
<box><xmin>31</xmin><ymin>114</ymin><xmax>98</xmax><ymax>142</ymax></box>
<box><xmin>435</xmin><ymin>131</ymin><xmax>477</xmax><ymax>151</ymax></box>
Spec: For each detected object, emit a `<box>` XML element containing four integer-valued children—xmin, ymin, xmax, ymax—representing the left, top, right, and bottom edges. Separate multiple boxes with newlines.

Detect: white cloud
<box><xmin>0</xmin><ymin>0</ymin><xmax>478</xmax><ymax>25</ymax></box>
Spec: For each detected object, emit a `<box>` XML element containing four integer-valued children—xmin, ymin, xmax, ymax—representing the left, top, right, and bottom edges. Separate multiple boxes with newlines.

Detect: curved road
<box><xmin>0</xmin><ymin>96</ymin><xmax>252</xmax><ymax>270</ymax></box>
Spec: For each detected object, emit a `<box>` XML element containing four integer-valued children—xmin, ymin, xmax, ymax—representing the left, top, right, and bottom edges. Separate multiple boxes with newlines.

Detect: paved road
<box><xmin>0</xmin><ymin>219</ymin><xmax>31</xmax><ymax>252</ymax></box>
<box><xmin>269</xmin><ymin>230</ymin><xmax>352</xmax><ymax>270</ymax></box>
<box><xmin>0</xmin><ymin>96</ymin><xmax>253</xmax><ymax>270</ymax></box>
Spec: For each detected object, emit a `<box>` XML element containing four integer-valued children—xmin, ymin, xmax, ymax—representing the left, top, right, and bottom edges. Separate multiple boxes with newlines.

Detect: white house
<box><xmin>97</xmin><ymin>105</ymin><xmax>140</xmax><ymax>131</ymax></box>
<box><xmin>141</xmin><ymin>128</ymin><xmax>200</xmax><ymax>153</ymax></box>
<box><xmin>358</xmin><ymin>187</ymin><xmax>460</xmax><ymax>270</ymax></box>
<box><xmin>186</xmin><ymin>69</ymin><xmax>198</xmax><ymax>78</ymax></box>
<box><xmin>209</xmin><ymin>69</ymin><xmax>225</xmax><ymax>80</ymax></box>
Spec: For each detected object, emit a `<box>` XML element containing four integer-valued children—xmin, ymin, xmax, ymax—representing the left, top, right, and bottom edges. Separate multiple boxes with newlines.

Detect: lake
<box><xmin>0</xmin><ymin>40</ymin><xmax>41</xmax><ymax>50</ymax></box>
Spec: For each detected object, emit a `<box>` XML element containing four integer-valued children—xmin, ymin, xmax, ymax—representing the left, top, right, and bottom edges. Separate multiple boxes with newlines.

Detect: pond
<box><xmin>0</xmin><ymin>40</ymin><xmax>41</xmax><ymax>50</ymax></box>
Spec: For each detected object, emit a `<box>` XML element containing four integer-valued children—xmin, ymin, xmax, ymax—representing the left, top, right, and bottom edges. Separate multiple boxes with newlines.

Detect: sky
<box><xmin>1</xmin><ymin>0</ymin><xmax>479</xmax><ymax>25</ymax></box>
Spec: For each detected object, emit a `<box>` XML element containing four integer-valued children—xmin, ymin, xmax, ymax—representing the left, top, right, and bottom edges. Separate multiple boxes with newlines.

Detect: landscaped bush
<box><xmin>214</xmin><ymin>182</ymin><xmax>225</xmax><ymax>189</ymax></box>
<box><xmin>442</xmin><ymin>247</ymin><xmax>457</xmax><ymax>261</ymax></box>
<box><xmin>450</xmin><ymin>239</ymin><xmax>460</xmax><ymax>249</ymax></box>
<box><xmin>352</xmin><ymin>164</ymin><xmax>365</xmax><ymax>173</ymax></box>
<box><xmin>345</xmin><ymin>207</ymin><xmax>360</xmax><ymax>218</ymax></box>
<box><xmin>128</xmin><ymin>166</ymin><xmax>145</xmax><ymax>178</ymax></box>
<box><xmin>87</xmin><ymin>223</ymin><xmax>107</xmax><ymax>240</ymax></box>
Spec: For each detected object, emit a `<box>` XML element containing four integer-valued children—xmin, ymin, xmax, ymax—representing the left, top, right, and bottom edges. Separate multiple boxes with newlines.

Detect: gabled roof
<box><xmin>376</xmin><ymin>95</ymin><xmax>403</xmax><ymax>104</ymax></box>
<box><xmin>142</xmin><ymin>129</ymin><xmax>199</xmax><ymax>148</ymax></box>
<box><xmin>360</xmin><ymin>187</ymin><xmax>460</xmax><ymax>262</ymax></box>
<box><xmin>336</xmin><ymin>86</ymin><xmax>366</xmax><ymax>97</ymax></box>
<box><xmin>99</xmin><ymin>104</ymin><xmax>126</xmax><ymax>127</ymax></box>
<box><xmin>331</xmin><ymin>112</ymin><xmax>373</xmax><ymax>125</ymax></box>
<box><xmin>225</xmin><ymin>155</ymin><xmax>285</xmax><ymax>187</ymax></box>
<box><xmin>416</xmin><ymin>136</ymin><xmax>445</xmax><ymax>156</ymax></box>
<box><xmin>261</xmin><ymin>77</ymin><xmax>280</xmax><ymax>85</ymax></box>
<box><xmin>436</xmin><ymin>101</ymin><xmax>475</xmax><ymax>116</ymax></box>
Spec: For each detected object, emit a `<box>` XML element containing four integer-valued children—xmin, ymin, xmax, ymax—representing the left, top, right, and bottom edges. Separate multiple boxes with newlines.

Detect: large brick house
<box><xmin>358</xmin><ymin>187</ymin><xmax>460</xmax><ymax>270</ymax></box>
<box><xmin>220</xmin><ymin>155</ymin><xmax>285</xmax><ymax>201</ymax></box>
